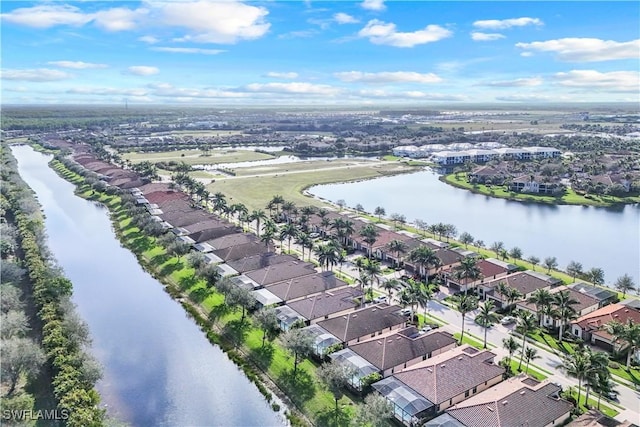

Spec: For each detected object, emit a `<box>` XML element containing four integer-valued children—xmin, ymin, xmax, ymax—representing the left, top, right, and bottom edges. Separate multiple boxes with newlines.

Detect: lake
<box><xmin>12</xmin><ymin>145</ymin><xmax>285</xmax><ymax>427</ymax></box>
<box><xmin>310</xmin><ymin>168</ymin><xmax>639</xmax><ymax>285</ymax></box>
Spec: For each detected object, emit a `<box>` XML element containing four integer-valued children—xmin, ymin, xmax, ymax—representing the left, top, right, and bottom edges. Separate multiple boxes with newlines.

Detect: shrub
<box><xmin>609</xmin><ymin>361</ymin><xmax>620</xmax><ymax>370</ymax></box>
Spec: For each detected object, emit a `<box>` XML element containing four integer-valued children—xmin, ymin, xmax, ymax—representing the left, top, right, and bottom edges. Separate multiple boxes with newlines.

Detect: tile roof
<box><xmin>226</xmin><ymin>253</ymin><xmax>296</xmax><ymax>274</ymax></box>
<box><xmin>245</xmin><ymin>261</ymin><xmax>318</xmax><ymax>287</ymax></box>
<box><xmin>286</xmin><ymin>287</ymin><xmax>362</xmax><ymax>320</ymax></box>
<box><xmin>445</xmin><ymin>379</ymin><xmax>572</xmax><ymax>427</ymax></box>
<box><xmin>483</xmin><ymin>271</ymin><xmax>559</xmax><ymax>297</ymax></box>
<box><xmin>206</xmin><ymin>233</ymin><xmax>259</xmax><ymax>250</ymax></box>
<box><xmin>392</xmin><ymin>346</ymin><xmax>504</xmax><ymax>406</ymax></box>
<box><xmin>266</xmin><ymin>272</ymin><xmax>350</xmax><ymax>303</ymax></box>
<box><xmin>316</xmin><ymin>304</ymin><xmax>406</xmax><ymax>343</ymax></box>
<box><xmin>349</xmin><ymin>329</ymin><xmax>457</xmax><ymax>371</ymax></box>
<box><xmin>213</xmin><ymin>241</ymin><xmax>272</xmax><ymax>261</ymax></box>
<box><xmin>144</xmin><ymin>190</ymin><xmax>189</xmax><ymax>205</ymax></box>
<box><xmin>569</xmin><ymin>283</ymin><xmax>617</xmax><ymax>302</ymax></box>
<box><xmin>573</xmin><ymin>304</ymin><xmax>640</xmax><ymax>341</ymax></box>
<box><xmin>138</xmin><ymin>182</ymin><xmax>173</xmax><ymax>195</ymax></box>
<box><xmin>160</xmin><ymin>210</ymin><xmax>214</xmax><ymax>227</ymax></box>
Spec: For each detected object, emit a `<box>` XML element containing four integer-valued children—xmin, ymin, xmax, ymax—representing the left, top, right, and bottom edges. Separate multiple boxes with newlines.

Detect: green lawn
<box><xmin>507</xmin><ymin>359</ymin><xmax>549</xmax><ymax>381</ymax></box>
<box><xmin>608</xmin><ymin>364</ymin><xmax>640</xmax><ymax>385</ymax></box>
<box><xmin>528</xmin><ymin>331</ymin><xmax>577</xmax><ymax>355</ymax></box>
<box><xmin>453</xmin><ymin>332</ymin><xmax>493</xmax><ymax>350</ymax></box>
<box><xmin>564</xmin><ymin>388</ymin><xmax>619</xmax><ymax>418</ymax></box>
<box><xmin>444</xmin><ymin>173</ymin><xmax>640</xmax><ymax>207</ymax></box>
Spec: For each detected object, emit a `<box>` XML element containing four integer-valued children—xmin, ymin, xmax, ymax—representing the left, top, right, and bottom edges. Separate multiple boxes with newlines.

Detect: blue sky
<box><xmin>1</xmin><ymin>1</ymin><xmax>638</xmax><ymax>105</ymax></box>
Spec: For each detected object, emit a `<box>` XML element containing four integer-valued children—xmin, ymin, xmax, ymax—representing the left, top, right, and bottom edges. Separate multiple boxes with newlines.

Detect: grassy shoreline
<box><xmin>442</xmin><ymin>173</ymin><xmax>640</xmax><ymax>208</ymax></box>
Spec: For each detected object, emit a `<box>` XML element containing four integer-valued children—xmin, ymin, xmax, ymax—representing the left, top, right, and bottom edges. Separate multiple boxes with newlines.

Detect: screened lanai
<box><xmin>330</xmin><ymin>348</ymin><xmax>379</xmax><ymax>390</ymax></box>
<box><xmin>302</xmin><ymin>324</ymin><xmax>341</xmax><ymax>357</ymax></box>
<box><xmin>373</xmin><ymin>376</ymin><xmax>434</xmax><ymax>426</ymax></box>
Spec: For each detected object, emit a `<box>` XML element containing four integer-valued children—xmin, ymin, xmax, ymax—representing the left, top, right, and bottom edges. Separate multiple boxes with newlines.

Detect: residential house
<box><xmin>274</xmin><ymin>305</ymin><xmax>305</xmax><ymax>331</ymax></box>
<box><xmin>206</xmin><ymin>233</ymin><xmax>259</xmax><ymax>250</ymax></box>
<box><xmin>302</xmin><ymin>323</ymin><xmax>342</xmax><ymax>358</ymax></box>
<box><xmin>518</xmin><ymin>286</ymin><xmax>600</xmax><ymax>328</ymax></box>
<box><xmin>316</xmin><ymin>304</ymin><xmax>406</xmax><ymax>346</ymax></box>
<box><xmin>571</xmin><ymin>304</ymin><xmax>640</xmax><ymax>356</ymax></box>
<box><xmin>285</xmin><ymin>287</ymin><xmax>362</xmax><ymax>323</ymax></box>
<box><xmin>426</xmin><ymin>374</ymin><xmax>572</xmax><ymax>427</ymax></box>
<box><xmin>480</xmin><ymin>271</ymin><xmax>561</xmax><ymax>307</ymax></box>
<box><xmin>509</xmin><ymin>175</ymin><xmax>556</xmax><ymax>194</ymax></box>
<box><xmin>569</xmin><ymin>283</ymin><xmax>617</xmax><ymax>308</ymax></box>
<box><xmin>330</xmin><ymin>348</ymin><xmax>381</xmax><ymax>390</ymax></box>
<box><xmin>348</xmin><ymin>327</ymin><xmax>457</xmax><ymax>377</ymax></box>
<box><xmin>265</xmin><ymin>271</ymin><xmax>350</xmax><ymax>304</ymax></box>
<box><xmin>468</xmin><ymin>165</ymin><xmax>508</xmax><ymax>184</ymax></box>
<box><xmin>213</xmin><ymin>241</ymin><xmax>273</xmax><ymax>262</ymax></box>
<box><xmin>373</xmin><ymin>346</ymin><xmax>505</xmax><ymax>425</ymax></box>
<box><xmin>244</xmin><ymin>261</ymin><xmax>318</xmax><ymax>288</ymax></box>
<box><xmin>226</xmin><ymin>253</ymin><xmax>296</xmax><ymax>274</ymax></box>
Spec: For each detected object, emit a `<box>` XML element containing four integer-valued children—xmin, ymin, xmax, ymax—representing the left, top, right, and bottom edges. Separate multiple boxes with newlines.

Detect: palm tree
<box><xmin>528</xmin><ymin>288</ymin><xmax>554</xmax><ymax>327</ymax></box>
<box><xmin>315</xmin><ymin>243</ymin><xmax>338</xmax><ymax>272</ymax></box>
<box><xmin>592</xmin><ymin>372</ymin><xmax>616</xmax><ymax>410</ymax></box>
<box><xmin>362</xmin><ymin>258</ymin><xmax>382</xmax><ymax>295</ymax></box>
<box><xmin>523</xmin><ymin>347</ymin><xmax>540</xmax><ymax>374</ymax></box>
<box><xmin>386</xmin><ymin>239</ymin><xmax>407</xmax><ymax>268</ymax></box>
<box><xmin>453</xmin><ymin>256</ymin><xmax>482</xmax><ymax>294</ymax></box>
<box><xmin>407</xmin><ymin>245</ymin><xmax>440</xmax><ymax>279</ymax></box>
<box><xmin>503</xmin><ymin>336</ymin><xmax>520</xmax><ymax>367</ymax></box>
<box><xmin>260</xmin><ymin>229</ymin><xmax>275</xmax><ymax>249</ymax></box>
<box><xmin>296</xmin><ymin>232</ymin><xmax>313</xmax><ymax>261</ymax></box>
<box><xmin>459</xmin><ymin>232</ymin><xmax>474</xmax><ymax>249</ymax></box>
<box><xmin>552</xmin><ymin>290</ymin><xmax>579</xmax><ymax>341</ymax></box>
<box><xmin>613</xmin><ymin>274</ymin><xmax>636</xmax><ymax>298</ymax></box>
<box><xmin>475</xmin><ymin>300</ymin><xmax>499</xmax><ymax>349</ymax></box>
<box><xmin>583</xmin><ymin>348</ymin><xmax>609</xmax><ymax>405</ymax></box>
<box><xmin>279</xmin><ymin>223</ymin><xmax>298</xmax><ymax>254</ymax></box>
<box><xmin>268</xmin><ymin>194</ymin><xmax>284</xmax><ymax>218</ymax></box>
<box><xmin>250</xmin><ymin>209</ymin><xmax>268</xmax><ymax>237</ymax></box>
<box><xmin>490</xmin><ymin>241</ymin><xmax>505</xmax><ymax>258</ymax></box>
<box><xmin>563</xmin><ymin>350</ymin><xmax>591</xmax><ymax>407</ymax></box>
<box><xmin>453</xmin><ymin>293</ymin><xmax>479</xmax><ymax>345</ymax></box>
<box><xmin>605</xmin><ymin>319</ymin><xmax>640</xmax><ymax>369</ymax></box>
<box><xmin>381</xmin><ymin>278</ymin><xmax>401</xmax><ymax>301</ymax></box>
<box><xmin>516</xmin><ymin>311</ymin><xmax>538</xmax><ymax>370</ymax></box>
<box><xmin>415</xmin><ymin>282</ymin><xmax>437</xmax><ymax>318</ymax></box>
<box><xmin>359</xmin><ymin>224</ymin><xmax>379</xmax><ymax>259</ymax></box>
<box><xmin>527</xmin><ymin>256</ymin><xmax>540</xmax><ymax>271</ymax></box>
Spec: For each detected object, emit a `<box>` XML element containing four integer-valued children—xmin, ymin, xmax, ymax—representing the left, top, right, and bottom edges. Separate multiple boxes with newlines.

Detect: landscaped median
<box><xmin>49</xmin><ymin>159</ymin><xmax>368</xmax><ymax>427</ymax></box>
<box><xmin>442</xmin><ymin>173</ymin><xmax>640</xmax><ymax>207</ymax></box>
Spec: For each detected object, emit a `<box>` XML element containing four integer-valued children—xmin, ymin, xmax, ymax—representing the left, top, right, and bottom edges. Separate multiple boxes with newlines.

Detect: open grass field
<box><xmin>231</xmin><ymin>158</ymin><xmax>378</xmax><ymax>177</ymax></box>
<box><xmin>122</xmin><ymin>149</ymin><xmax>274</xmax><ymax>164</ymax></box>
<box><xmin>444</xmin><ymin>173</ymin><xmax>640</xmax><ymax>207</ymax></box>
<box><xmin>207</xmin><ymin>162</ymin><xmax>416</xmax><ymax>211</ymax></box>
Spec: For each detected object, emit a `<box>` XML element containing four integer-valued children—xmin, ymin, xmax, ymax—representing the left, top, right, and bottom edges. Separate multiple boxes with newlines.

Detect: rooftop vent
<box><xmin>486</xmin><ymin>406</ymin><xmax>494</xmax><ymax>412</ymax></box>
<box><xmin>427</xmin><ymin>368</ymin><xmax>433</xmax><ymax>372</ymax></box>
<box><xmin>502</xmin><ymin>401</ymin><xmax>508</xmax><ymax>405</ymax></box>
<box><xmin>458</xmin><ymin>357</ymin><xmax>463</xmax><ymax>360</ymax></box>
<box><xmin>441</xmin><ymin>364</ymin><xmax>446</xmax><ymax>368</ymax></box>
<box><xmin>520</xmin><ymin>391</ymin><xmax>526</xmax><ymax>395</ymax></box>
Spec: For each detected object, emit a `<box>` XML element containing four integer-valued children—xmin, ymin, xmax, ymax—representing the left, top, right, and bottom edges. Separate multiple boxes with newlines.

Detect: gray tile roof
<box><xmin>446</xmin><ymin>383</ymin><xmax>572</xmax><ymax>427</ymax></box>
<box><xmin>484</xmin><ymin>271</ymin><xmax>559</xmax><ymax>297</ymax></box>
<box><xmin>160</xmin><ymin>210</ymin><xmax>217</xmax><ymax>227</ymax></box>
<box><xmin>286</xmin><ymin>287</ymin><xmax>362</xmax><ymax>321</ymax></box>
<box><xmin>393</xmin><ymin>348</ymin><xmax>504</xmax><ymax>406</ymax></box>
<box><xmin>349</xmin><ymin>329</ymin><xmax>457</xmax><ymax>371</ymax></box>
<box><xmin>206</xmin><ymin>233</ymin><xmax>259</xmax><ymax>250</ymax></box>
<box><xmin>266</xmin><ymin>272</ymin><xmax>350</xmax><ymax>303</ymax></box>
<box><xmin>245</xmin><ymin>261</ymin><xmax>318</xmax><ymax>287</ymax></box>
<box><xmin>213</xmin><ymin>241</ymin><xmax>272</xmax><ymax>261</ymax></box>
<box><xmin>316</xmin><ymin>304</ymin><xmax>406</xmax><ymax>343</ymax></box>
<box><xmin>226</xmin><ymin>253</ymin><xmax>296</xmax><ymax>274</ymax></box>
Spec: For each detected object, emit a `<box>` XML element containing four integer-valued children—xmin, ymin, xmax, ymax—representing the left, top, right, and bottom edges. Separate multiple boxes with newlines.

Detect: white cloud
<box><xmin>139</xmin><ymin>35</ymin><xmax>159</xmax><ymax>44</ymax></box>
<box><xmin>1</xmin><ymin>68</ymin><xmax>73</xmax><ymax>82</ymax></box>
<box><xmin>553</xmin><ymin>70</ymin><xmax>639</xmax><ymax>92</ymax></box>
<box><xmin>150</xmin><ymin>83</ymin><xmax>250</xmax><ymax>99</ymax></box>
<box><xmin>127</xmin><ymin>66</ymin><xmax>159</xmax><ymax>76</ymax></box>
<box><xmin>67</xmin><ymin>87</ymin><xmax>149</xmax><ymax>97</ymax></box>
<box><xmin>361</xmin><ymin>0</ymin><xmax>385</xmax><ymax>11</ymax></box>
<box><xmin>93</xmin><ymin>7</ymin><xmax>147</xmax><ymax>31</ymax></box>
<box><xmin>334</xmin><ymin>71</ymin><xmax>442</xmax><ymax>84</ymax></box>
<box><xmin>334</xmin><ymin>13</ymin><xmax>359</xmax><ymax>24</ymax></box>
<box><xmin>358</xmin><ymin>20</ymin><xmax>452</xmax><ymax>48</ymax></box>
<box><xmin>403</xmin><ymin>91</ymin><xmax>467</xmax><ymax>101</ymax></box>
<box><xmin>242</xmin><ymin>82</ymin><xmax>341</xmax><ymax>96</ymax></box>
<box><xmin>473</xmin><ymin>17</ymin><xmax>542</xmax><ymax>30</ymax></box>
<box><xmin>494</xmin><ymin>94</ymin><xmax>555</xmax><ymax>102</ymax></box>
<box><xmin>278</xmin><ymin>30</ymin><xmax>318</xmax><ymax>39</ymax></box>
<box><xmin>484</xmin><ymin>77</ymin><xmax>543</xmax><ymax>87</ymax></box>
<box><xmin>158</xmin><ymin>1</ymin><xmax>270</xmax><ymax>44</ymax></box>
<box><xmin>48</xmin><ymin>61</ymin><xmax>108</xmax><ymax>69</ymax></box>
<box><xmin>151</xmin><ymin>47</ymin><xmax>226</xmax><ymax>55</ymax></box>
<box><xmin>265</xmin><ymin>72</ymin><xmax>299</xmax><ymax>79</ymax></box>
<box><xmin>471</xmin><ymin>32</ymin><xmax>505</xmax><ymax>42</ymax></box>
<box><xmin>516</xmin><ymin>38</ymin><xmax>640</xmax><ymax>62</ymax></box>
<box><xmin>0</xmin><ymin>4</ymin><xmax>91</xmax><ymax>28</ymax></box>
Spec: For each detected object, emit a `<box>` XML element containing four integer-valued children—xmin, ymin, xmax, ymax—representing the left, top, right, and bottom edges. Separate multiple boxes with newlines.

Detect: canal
<box><xmin>310</xmin><ymin>168</ymin><xmax>640</xmax><ymax>284</ymax></box>
<box><xmin>12</xmin><ymin>145</ymin><xmax>284</xmax><ymax>427</ymax></box>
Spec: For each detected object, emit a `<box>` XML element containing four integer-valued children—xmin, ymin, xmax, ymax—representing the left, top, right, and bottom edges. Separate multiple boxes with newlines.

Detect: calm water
<box><xmin>12</xmin><ymin>145</ymin><xmax>284</xmax><ymax>427</ymax></box>
<box><xmin>311</xmin><ymin>168</ymin><xmax>640</xmax><ymax>284</ymax></box>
